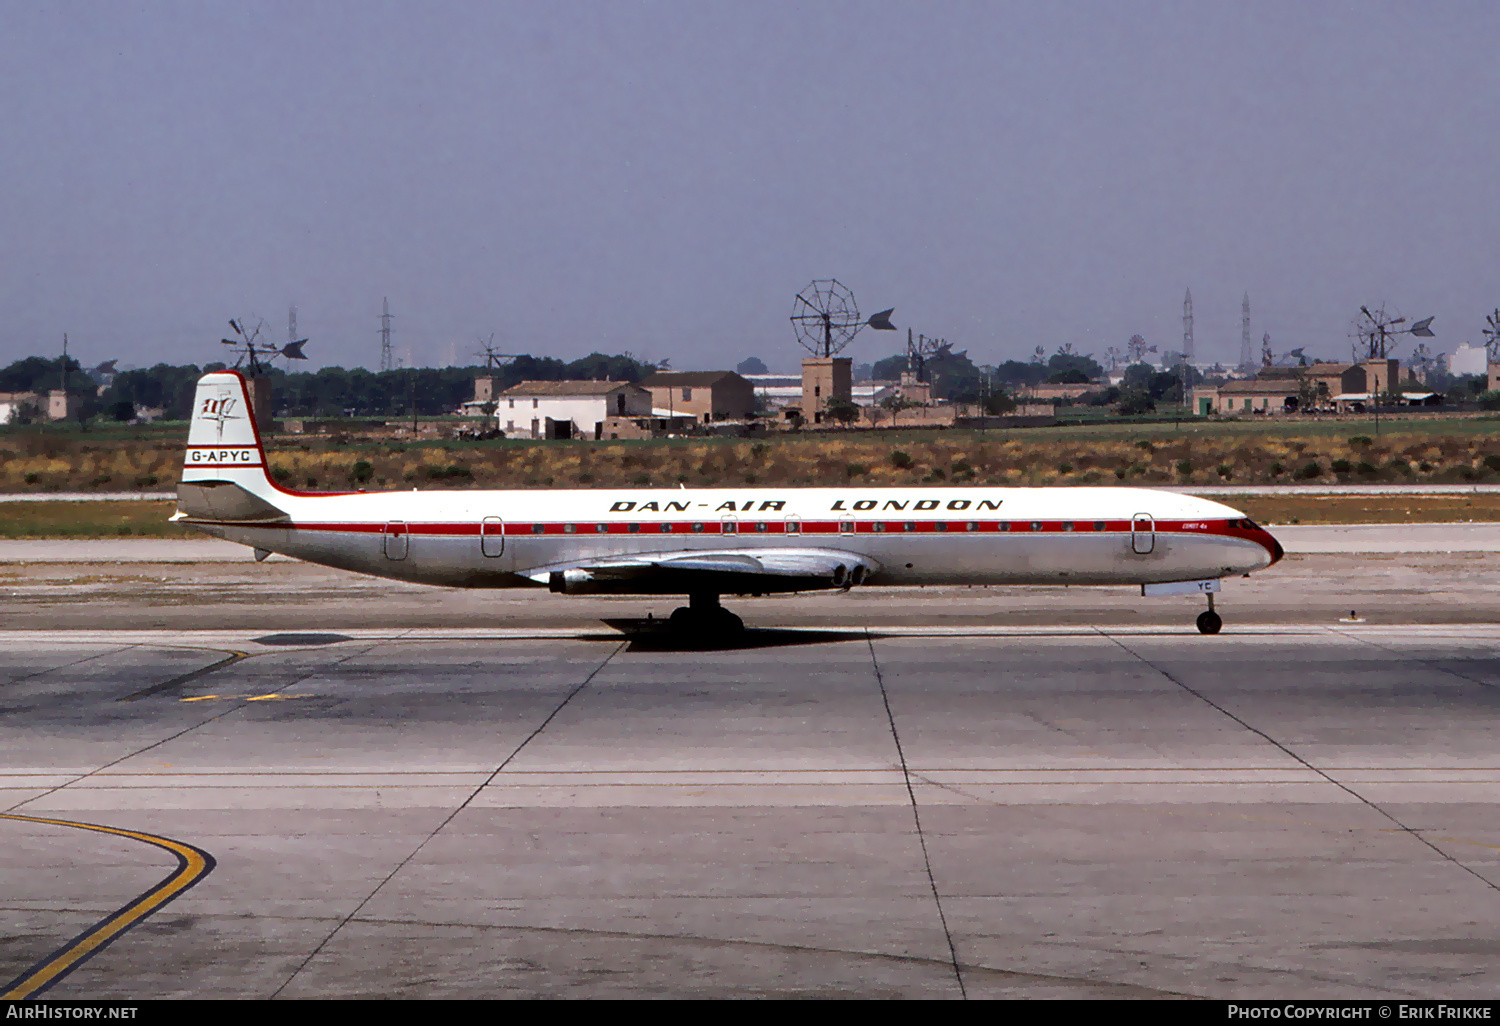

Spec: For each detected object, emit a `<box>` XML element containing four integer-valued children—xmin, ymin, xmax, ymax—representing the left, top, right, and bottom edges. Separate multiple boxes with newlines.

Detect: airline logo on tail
<box><xmin>199</xmin><ymin>396</ymin><xmax>241</xmax><ymax>441</ymax></box>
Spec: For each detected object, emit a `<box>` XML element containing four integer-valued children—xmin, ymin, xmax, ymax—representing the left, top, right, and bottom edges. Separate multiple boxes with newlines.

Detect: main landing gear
<box><xmin>1196</xmin><ymin>592</ymin><xmax>1222</xmax><ymax>635</ymax></box>
<box><xmin>669</xmin><ymin>592</ymin><xmax>744</xmax><ymax>636</ymax></box>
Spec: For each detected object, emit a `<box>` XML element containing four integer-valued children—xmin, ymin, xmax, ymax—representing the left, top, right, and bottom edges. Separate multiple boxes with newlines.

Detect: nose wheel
<box><xmin>1196</xmin><ymin>593</ymin><xmax>1222</xmax><ymax>634</ymax></box>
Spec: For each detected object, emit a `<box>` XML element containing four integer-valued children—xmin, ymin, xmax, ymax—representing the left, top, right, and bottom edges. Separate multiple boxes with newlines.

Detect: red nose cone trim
<box><xmin>1260</xmin><ymin>528</ymin><xmax>1284</xmax><ymax>565</ymax></box>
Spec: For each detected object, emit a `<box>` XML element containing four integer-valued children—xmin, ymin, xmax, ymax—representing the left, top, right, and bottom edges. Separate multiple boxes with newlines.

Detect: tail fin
<box><xmin>177</xmin><ymin>371</ymin><xmax>288</xmax><ymax>522</ymax></box>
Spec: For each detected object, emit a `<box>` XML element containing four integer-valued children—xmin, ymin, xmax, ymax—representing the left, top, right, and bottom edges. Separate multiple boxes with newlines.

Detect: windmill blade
<box><xmin>229</xmin><ymin>319</ymin><xmax>243</xmax><ymax>336</ymax></box>
<box><xmin>1409</xmin><ymin>316</ymin><xmax>1435</xmax><ymax>337</ymax></box>
<box><xmin>866</xmin><ymin>308</ymin><xmax>896</xmax><ymax>331</ymax></box>
<box><xmin>280</xmin><ymin>341</ymin><xmax>308</xmax><ymax>360</ymax></box>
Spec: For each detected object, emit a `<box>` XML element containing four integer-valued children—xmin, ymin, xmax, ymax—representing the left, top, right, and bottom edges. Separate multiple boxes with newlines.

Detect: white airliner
<box><xmin>174</xmin><ymin>371</ymin><xmax>1283</xmax><ymax>634</ymax></box>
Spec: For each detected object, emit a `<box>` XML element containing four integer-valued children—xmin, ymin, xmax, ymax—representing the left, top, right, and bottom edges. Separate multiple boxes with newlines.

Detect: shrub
<box><xmin>889</xmin><ymin>450</ymin><xmax>913</xmax><ymax>469</ymax></box>
<box><xmin>633</xmin><ymin>473</ymin><xmax>651</xmax><ymax>485</ymax></box>
<box><xmin>1058</xmin><ymin>462</ymin><xmax>1074</xmax><ymax>475</ymax></box>
<box><xmin>1330</xmin><ymin>458</ymin><xmax>1353</xmax><ymax>474</ymax></box>
<box><xmin>1355</xmin><ymin>461</ymin><xmax>1377</xmax><ymax>475</ymax></box>
<box><xmin>1387</xmin><ymin>459</ymin><xmax>1411</xmax><ymax>474</ymax></box>
<box><xmin>135</xmin><ymin>473</ymin><xmax>160</xmax><ymax>487</ymax></box>
<box><xmin>1419</xmin><ymin>461</ymin><xmax>1433</xmax><ymax>472</ymax></box>
<box><xmin>350</xmin><ymin>460</ymin><xmax>374</xmax><ymax>484</ymax></box>
<box><xmin>845</xmin><ymin>463</ymin><xmax>869</xmax><ymax>478</ymax></box>
<box><xmin>1216</xmin><ymin>464</ymin><xmax>1231</xmax><ymax>478</ymax></box>
<box><xmin>1349</xmin><ymin>435</ymin><xmax>1373</xmax><ymax>448</ymax></box>
<box><xmin>24</xmin><ymin>472</ymin><xmax>39</xmax><ymax>484</ymax></box>
<box><xmin>306</xmin><ymin>476</ymin><xmax>319</xmax><ymax>488</ymax></box>
<box><xmin>1293</xmin><ymin>461</ymin><xmax>1321</xmax><ymax>480</ymax></box>
<box><xmin>744</xmin><ymin>473</ymin><xmax>757</xmax><ymax>484</ymax></box>
<box><xmin>1135</xmin><ymin>440</ymin><xmax>1154</xmax><ymax>451</ymax></box>
<box><xmin>1483</xmin><ymin>454</ymin><xmax>1500</xmax><ymax>472</ymax></box>
<box><xmin>1175</xmin><ymin>459</ymin><xmax>1192</xmax><ymax>476</ymax></box>
<box><xmin>1269</xmin><ymin>462</ymin><xmax>1285</xmax><ymax>477</ymax></box>
<box><xmin>576</xmin><ymin>472</ymin><xmax>594</xmax><ymax>484</ymax></box>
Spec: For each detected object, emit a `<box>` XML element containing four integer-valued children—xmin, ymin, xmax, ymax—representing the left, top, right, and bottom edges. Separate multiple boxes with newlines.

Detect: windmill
<box><xmin>221</xmin><ymin>318</ymin><xmax>308</xmax><ymax>376</ymax></box>
<box><xmin>789</xmin><ymin>279</ymin><xmax>895</xmax><ymax>358</ymax></box>
<box><xmin>475</xmin><ymin>334</ymin><xmax>521</xmax><ymax>371</ymax></box>
<box><xmin>1482</xmin><ymin>309</ymin><xmax>1500</xmax><ymax>362</ymax></box>
<box><xmin>1126</xmin><ymin>334</ymin><xmax>1157</xmax><ymax>365</ymax></box>
<box><xmin>1350</xmin><ymin>304</ymin><xmax>1434</xmax><ymax>361</ymax></box>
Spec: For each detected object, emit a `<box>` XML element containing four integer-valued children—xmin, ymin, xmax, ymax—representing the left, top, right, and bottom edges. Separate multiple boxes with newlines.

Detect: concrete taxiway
<box><xmin>3</xmin><ymin>526</ymin><xmax>1500</xmax><ymax>998</ymax></box>
<box><xmin>3</xmin><ymin>618</ymin><xmax>1500</xmax><ymax>999</ymax></box>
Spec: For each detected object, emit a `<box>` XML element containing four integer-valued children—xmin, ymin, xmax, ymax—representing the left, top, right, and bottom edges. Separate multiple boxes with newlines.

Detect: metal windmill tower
<box><xmin>1181</xmin><ymin>289</ymin><xmax>1195</xmax><ymax>409</ymax></box>
<box><xmin>379</xmin><ymin>298</ymin><xmax>394</xmax><ymax>372</ymax></box>
<box><xmin>1239</xmin><ymin>293</ymin><xmax>1253</xmax><ymax>371</ymax></box>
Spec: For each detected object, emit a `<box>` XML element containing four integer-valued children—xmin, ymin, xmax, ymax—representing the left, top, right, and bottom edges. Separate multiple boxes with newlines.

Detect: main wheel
<box><xmin>1196</xmin><ymin>610</ymin><xmax>1222</xmax><ymax>635</ymax></box>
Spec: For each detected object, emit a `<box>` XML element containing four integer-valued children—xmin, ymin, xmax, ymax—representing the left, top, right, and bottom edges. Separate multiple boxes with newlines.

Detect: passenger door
<box><xmin>481</xmin><ymin>516</ymin><xmax>505</xmax><ymax>558</ymax></box>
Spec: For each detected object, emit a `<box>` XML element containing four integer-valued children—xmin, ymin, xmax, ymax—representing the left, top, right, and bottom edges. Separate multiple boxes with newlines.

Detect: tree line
<box><xmin>0</xmin><ymin>352</ymin><xmax>655</xmax><ymax>422</ymax></box>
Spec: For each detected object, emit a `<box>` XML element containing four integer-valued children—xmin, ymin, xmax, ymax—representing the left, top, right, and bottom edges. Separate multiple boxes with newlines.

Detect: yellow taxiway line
<box><xmin>0</xmin><ymin>813</ymin><xmax>216</xmax><ymax>999</ymax></box>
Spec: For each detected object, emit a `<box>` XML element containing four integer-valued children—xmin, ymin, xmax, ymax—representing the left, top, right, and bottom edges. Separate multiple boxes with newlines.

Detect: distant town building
<box><xmin>640</xmin><ymin>371</ymin><xmax>755</xmax><ymax>423</ymax></box>
<box><xmin>494</xmin><ymin>380</ymin><xmax>652</xmax><ymax>440</ymax></box>
<box><xmin>0</xmin><ymin>391</ymin><xmax>41</xmax><ymax>424</ymax></box>
<box><xmin>1449</xmin><ymin>343</ymin><xmax>1489</xmax><ymax>378</ymax></box>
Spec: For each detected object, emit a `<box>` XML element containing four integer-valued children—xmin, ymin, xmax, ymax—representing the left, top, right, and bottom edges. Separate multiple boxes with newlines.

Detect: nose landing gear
<box><xmin>1196</xmin><ymin>592</ymin><xmax>1222</xmax><ymax>635</ymax></box>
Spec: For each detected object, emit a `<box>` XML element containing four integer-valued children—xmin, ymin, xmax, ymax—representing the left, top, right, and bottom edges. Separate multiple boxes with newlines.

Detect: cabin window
<box><xmin>786</xmin><ymin>521</ymin><xmax>801</xmax><ymax>534</ymax></box>
<box><xmin>627</xmin><ymin>523</ymin><xmax>640</xmax><ymax>533</ymax></box>
<box><xmin>595</xmin><ymin>524</ymin><xmax>608</xmax><ymax>534</ymax></box>
<box><xmin>1031</xmin><ymin>522</ymin><xmax>1043</xmax><ymax>531</ymax></box>
<box><xmin>903</xmin><ymin>522</ymin><xmax>916</xmax><ymax>532</ymax></box>
<box><xmin>564</xmin><ymin>524</ymin><xmax>576</xmax><ymax>534</ymax></box>
<box><xmin>1094</xmin><ymin>521</ymin><xmax>1105</xmax><ymax>531</ymax></box>
<box><xmin>935</xmin><ymin>522</ymin><xmax>948</xmax><ymax>532</ymax></box>
<box><xmin>999</xmin><ymin>522</ymin><xmax>1011</xmax><ymax>532</ymax></box>
<box><xmin>531</xmin><ymin>523</ymin><xmax>545</xmax><ymax>534</ymax></box>
<box><xmin>874</xmin><ymin>523</ymin><xmax>887</xmax><ymax>533</ymax></box>
<box><xmin>1063</xmin><ymin>522</ymin><xmax>1075</xmax><ymax>532</ymax></box>
<box><xmin>661</xmin><ymin>523</ymin><xmax>673</xmax><ymax>533</ymax></box>
<box><xmin>966</xmin><ymin>522</ymin><xmax>978</xmax><ymax>532</ymax></box>
<box><xmin>755</xmin><ymin>522</ymin><xmax>768</xmax><ymax>532</ymax></box>
<box><xmin>692</xmin><ymin>522</ymin><xmax>705</xmax><ymax>533</ymax></box>
<box><xmin>839</xmin><ymin>520</ymin><xmax>854</xmax><ymax>534</ymax></box>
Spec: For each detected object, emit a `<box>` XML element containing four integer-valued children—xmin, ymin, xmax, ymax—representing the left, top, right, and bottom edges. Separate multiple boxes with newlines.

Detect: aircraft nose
<box><xmin>1258</xmin><ymin>526</ymin><xmax>1284</xmax><ymax>566</ymax></box>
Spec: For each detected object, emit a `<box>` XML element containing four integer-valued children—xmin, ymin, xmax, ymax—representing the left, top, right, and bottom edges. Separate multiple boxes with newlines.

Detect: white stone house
<box><xmin>496</xmin><ymin>381</ymin><xmax>653</xmax><ymax>440</ymax></box>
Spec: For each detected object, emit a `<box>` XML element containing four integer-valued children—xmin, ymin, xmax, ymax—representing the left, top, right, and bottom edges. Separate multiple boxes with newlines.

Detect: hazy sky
<box><xmin>3</xmin><ymin>1</ymin><xmax>1497</xmax><ymax>373</ymax></box>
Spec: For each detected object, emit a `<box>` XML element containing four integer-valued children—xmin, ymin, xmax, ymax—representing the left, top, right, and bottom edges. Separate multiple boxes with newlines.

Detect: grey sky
<box><xmin>3</xmin><ymin>1</ymin><xmax>1497</xmax><ymax>373</ymax></box>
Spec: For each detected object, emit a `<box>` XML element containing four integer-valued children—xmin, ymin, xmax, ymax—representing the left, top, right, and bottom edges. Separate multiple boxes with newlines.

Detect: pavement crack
<box><xmin>270</xmin><ymin>640</ymin><xmax>627</xmax><ymax>1000</ymax></box>
<box><xmin>866</xmin><ymin>630</ymin><xmax>967</xmax><ymax>999</ymax></box>
<box><xmin>1098</xmin><ymin>629</ymin><xmax>1500</xmax><ymax>899</ymax></box>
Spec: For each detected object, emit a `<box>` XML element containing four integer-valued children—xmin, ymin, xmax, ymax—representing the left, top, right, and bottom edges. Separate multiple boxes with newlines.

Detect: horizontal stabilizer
<box><xmin>176</xmin><ymin>481</ymin><xmax>290</xmax><ymax>523</ymax></box>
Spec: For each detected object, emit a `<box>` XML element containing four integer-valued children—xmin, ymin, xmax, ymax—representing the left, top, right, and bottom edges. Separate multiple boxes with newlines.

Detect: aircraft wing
<box><xmin>526</xmin><ymin>547</ymin><xmax>880</xmax><ymax>595</ymax></box>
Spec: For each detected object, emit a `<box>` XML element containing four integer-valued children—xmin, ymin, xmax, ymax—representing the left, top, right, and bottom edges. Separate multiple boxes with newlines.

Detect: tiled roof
<box><xmin>641</xmin><ymin>371</ymin><xmax>744</xmax><ymax>387</ymax></box>
<box><xmin>500</xmin><ymin>380</ymin><xmax>645</xmax><ymax>397</ymax></box>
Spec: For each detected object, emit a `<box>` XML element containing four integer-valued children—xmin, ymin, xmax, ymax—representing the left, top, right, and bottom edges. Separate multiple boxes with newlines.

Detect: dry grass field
<box><xmin>6</xmin><ymin>417</ymin><xmax>1500</xmax><ymax>494</ymax></box>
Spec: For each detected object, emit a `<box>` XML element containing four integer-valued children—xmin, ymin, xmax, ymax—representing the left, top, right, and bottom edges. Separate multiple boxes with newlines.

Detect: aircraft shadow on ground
<box><xmin>252</xmin><ymin>633</ymin><xmax>355</xmax><ymax>647</ymax></box>
<box><xmin>600</xmin><ymin>618</ymin><xmax>878</xmax><ymax>652</ymax></box>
